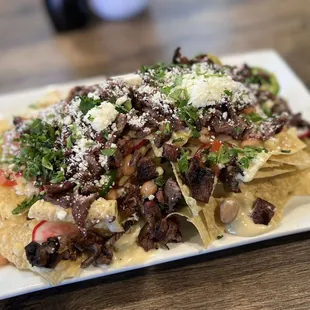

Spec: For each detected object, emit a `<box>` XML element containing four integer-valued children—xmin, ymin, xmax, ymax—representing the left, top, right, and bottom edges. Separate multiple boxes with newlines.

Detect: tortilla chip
<box><xmin>172</xmin><ymin>163</ymin><xmax>202</xmax><ymax>216</ymax></box>
<box><xmin>0</xmin><ymin>220</ymin><xmax>38</xmax><ymax>269</ymax></box>
<box><xmin>29</xmin><ymin>198</ymin><xmax>124</xmax><ymax>232</ymax></box>
<box><xmin>270</xmin><ymin>128</ymin><xmax>306</xmax><ymax>155</ymax></box>
<box><xmin>200</xmin><ymin>197</ymin><xmax>225</xmax><ymax>241</ymax></box>
<box><xmin>261</xmin><ymin>161</ymin><xmax>283</xmax><ymax>168</ymax></box>
<box><xmin>0</xmin><ymin>219</ymin><xmax>81</xmax><ymax>285</ymax></box>
<box><xmin>270</xmin><ymin>150</ymin><xmax>310</xmax><ymax>170</ymax></box>
<box><xmin>292</xmin><ymin>168</ymin><xmax>310</xmax><ymax>195</ymax></box>
<box><xmin>0</xmin><ymin>186</ymin><xmax>27</xmax><ymax>222</ymax></box>
<box><xmin>254</xmin><ymin>165</ymin><xmax>296</xmax><ymax>179</ymax></box>
<box><xmin>0</xmin><ymin>119</ymin><xmax>10</xmax><ymax>134</ymax></box>
<box><xmin>171</xmin><ymin>164</ymin><xmax>224</xmax><ymax>244</ymax></box>
<box><xmin>241</xmin><ymin>171</ymin><xmax>303</xmax><ymax>224</ymax></box>
<box><xmin>169</xmin><ymin>207</ymin><xmax>211</xmax><ymax>247</ymax></box>
<box><xmin>32</xmin><ymin>259</ymin><xmax>82</xmax><ymax>285</ymax></box>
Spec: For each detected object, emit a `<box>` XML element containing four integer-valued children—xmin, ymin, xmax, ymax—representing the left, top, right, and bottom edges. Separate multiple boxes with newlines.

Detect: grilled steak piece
<box><xmin>219</xmin><ymin>165</ymin><xmax>242</xmax><ymax>193</ymax></box>
<box><xmin>117</xmin><ymin>184</ymin><xmax>142</xmax><ymax>217</ymax></box>
<box><xmin>136</xmin><ymin>157</ymin><xmax>158</xmax><ymax>184</ymax></box>
<box><xmin>251</xmin><ymin>198</ymin><xmax>276</xmax><ymax>225</ymax></box>
<box><xmin>162</xmin><ymin>144</ymin><xmax>180</xmax><ymax>162</ymax></box>
<box><xmin>185</xmin><ymin>158</ymin><xmax>215</xmax><ymax>203</ymax></box>
<box><xmin>164</xmin><ymin>178</ymin><xmax>182</xmax><ymax>212</ymax></box>
<box><xmin>25</xmin><ymin>237</ymin><xmax>61</xmax><ymax>269</ymax></box>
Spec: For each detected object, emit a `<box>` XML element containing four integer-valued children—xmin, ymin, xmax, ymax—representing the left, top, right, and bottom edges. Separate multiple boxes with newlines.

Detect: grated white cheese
<box><xmin>121</xmin><ymin>74</ymin><xmax>143</xmax><ymax>86</ymax></box>
<box><xmin>181</xmin><ymin>74</ymin><xmax>244</xmax><ymax>108</ymax></box>
<box><xmin>85</xmin><ymin>101</ymin><xmax>119</xmax><ymax>132</ymax></box>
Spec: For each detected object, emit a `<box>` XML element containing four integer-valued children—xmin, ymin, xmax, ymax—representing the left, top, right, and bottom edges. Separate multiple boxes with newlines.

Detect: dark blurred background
<box><xmin>0</xmin><ymin>0</ymin><xmax>309</xmax><ymax>93</ymax></box>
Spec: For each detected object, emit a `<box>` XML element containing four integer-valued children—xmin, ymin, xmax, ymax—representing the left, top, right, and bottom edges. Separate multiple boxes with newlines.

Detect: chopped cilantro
<box><xmin>163</xmin><ymin>122</ymin><xmax>171</xmax><ymax>134</ymax></box>
<box><xmin>172</xmin><ymin>137</ymin><xmax>185</xmax><ymax>143</ymax></box>
<box><xmin>103</xmin><ymin>130</ymin><xmax>109</xmax><ymax>140</ymax></box>
<box><xmin>216</xmin><ymin>235</ymin><xmax>224</xmax><ymax>240</ymax></box>
<box><xmin>223</xmin><ymin>89</ymin><xmax>233</xmax><ymax>97</ymax></box>
<box><xmin>173</xmin><ymin>76</ymin><xmax>183</xmax><ymax>87</ymax></box>
<box><xmin>50</xmin><ymin>170</ymin><xmax>65</xmax><ymax>184</ymax></box>
<box><xmin>237</xmin><ymin>146</ymin><xmax>267</xmax><ymax>169</ymax></box>
<box><xmin>79</xmin><ymin>96</ymin><xmax>102</xmax><ymax>114</ymax></box>
<box><xmin>101</xmin><ymin>148</ymin><xmax>117</xmax><ymax>156</ymax></box>
<box><xmin>244</xmin><ymin>112</ymin><xmax>264</xmax><ymax>123</ymax></box>
<box><xmin>66</xmin><ymin>136</ymin><xmax>73</xmax><ymax>149</ymax></box>
<box><xmin>235</xmin><ymin>127</ymin><xmax>242</xmax><ymax>134</ymax></box>
<box><xmin>281</xmin><ymin>149</ymin><xmax>291</xmax><ymax>153</ymax></box>
<box><xmin>261</xmin><ymin>103</ymin><xmax>272</xmax><ymax>117</ymax></box>
<box><xmin>99</xmin><ymin>170</ymin><xmax>117</xmax><ymax>197</ymax></box>
<box><xmin>203</xmin><ymin>143</ymin><xmax>267</xmax><ymax>170</ymax></box>
<box><xmin>42</xmin><ymin>155</ymin><xmax>53</xmax><ymax>170</ymax></box>
<box><xmin>206</xmin><ymin>151</ymin><xmax>218</xmax><ymax>165</ymax></box>
<box><xmin>115</xmin><ymin>100</ymin><xmax>132</xmax><ymax>114</ymax></box>
<box><xmin>12</xmin><ymin>195</ymin><xmax>41</xmax><ymax>215</ymax></box>
<box><xmin>13</xmin><ymin>119</ymin><xmax>65</xmax><ymax>185</ymax></box>
<box><xmin>178</xmin><ymin>150</ymin><xmax>189</xmax><ymax>174</ymax></box>
<box><xmin>155</xmin><ymin>175</ymin><xmax>165</xmax><ymax>187</ymax></box>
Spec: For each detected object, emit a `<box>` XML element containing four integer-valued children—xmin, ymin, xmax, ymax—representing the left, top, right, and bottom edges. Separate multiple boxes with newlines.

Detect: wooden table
<box><xmin>1</xmin><ymin>0</ymin><xmax>310</xmax><ymax>309</ymax></box>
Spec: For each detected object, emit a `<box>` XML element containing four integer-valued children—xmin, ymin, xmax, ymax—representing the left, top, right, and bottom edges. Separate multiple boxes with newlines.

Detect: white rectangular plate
<box><xmin>1</xmin><ymin>50</ymin><xmax>310</xmax><ymax>300</ymax></box>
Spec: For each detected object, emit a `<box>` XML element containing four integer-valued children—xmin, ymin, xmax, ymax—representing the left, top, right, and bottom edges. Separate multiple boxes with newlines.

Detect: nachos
<box><xmin>0</xmin><ymin>48</ymin><xmax>310</xmax><ymax>284</ymax></box>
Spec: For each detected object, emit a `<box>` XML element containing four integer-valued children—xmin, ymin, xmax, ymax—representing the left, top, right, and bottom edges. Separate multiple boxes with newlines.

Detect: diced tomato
<box><xmin>0</xmin><ymin>170</ymin><xmax>17</xmax><ymax>187</ymax></box>
<box><xmin>194</xmin><ymin>140</ymin><xmax>223</xmax><ymax>160</ymax></box>
<box><xmin>242</xmin><ymin>106</ymin><xmax>256</xmax><ymax>115</ymax></box>
<box><xmin>299</xmin><ymin>130</ymin><xmax>310</xmax><ymax>139</ymax></box>
<box><xmin>32</xmin><ymin>220</ymin><xmax>79</xmax><ymax>243</ymax></box>
<box><xmin>210</xmin><ymin>140</ymin><xmax>223</xmax><ymax>152</ymax></box>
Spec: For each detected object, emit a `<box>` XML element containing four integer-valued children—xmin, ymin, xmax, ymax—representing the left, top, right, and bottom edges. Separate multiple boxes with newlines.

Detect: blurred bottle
<box><xmin>44</xmin><ymin>0</ymin><xmax>91</xmax><ymax>32</ymax></box>
<box><xmin>89</xmin><ymin>0</ymin><xmax>149</xmax><ymax>21</ymax></box>
<box><xmin>44</xmin><ymin>0</ymin><xmax>149</xmax><ymax>32</ymax></box>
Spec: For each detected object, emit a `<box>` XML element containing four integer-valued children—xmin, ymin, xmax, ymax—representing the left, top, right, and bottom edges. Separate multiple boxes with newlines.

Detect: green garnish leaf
<box><xmin>79</xmin><ymin>96</ymin><xmax>102</xmax><ymax>114</ymax></box>
<box><xmin>13</xmin><ymin>119</ymin><xmax>65</xmax><ymax>185</ymax></box>
<box><xmin>99</xmin><ymin>170</ymin><xmax>117</xmax><ymax>197</ymax></box>
<box><xmin>261</xmin><ymin>103</ymin><xmax>273</xmax><ymax>117</ymax></box>
<box><xmin>42</xmin><ymin>155</ymin><xmax>53</xmax><ymax>170</ymax></box>
<box><xmin>235</xmin><ymin>127</ymin><xmax>242</xmax><ymax>134</ymax></box>
<box><xmin>163</xmin><ymin>123</ymin><xmax>171</xmax><ymax>134</ymax></box>
<box><xmin>173</xmin><ymin>76</ymin><xmax>183</xmax><ymax>87</ymax></box>
<box><xmin>178</xmin><ymin>150</ymin><xmax>189</xmax><ymax>174</ymax></box>
<box><xmin>50</xmin><ymin>170</ymin><xmax>65</xmax><ymax>184</ymax></box>
<box><xmin>172</xmin><ymin>138</ymin><xmax>185</xmax><ymax>143</ymax></box>
<box><xmin>115</xmin><ymin>100</ymin><xmax>132</xmax><ymax>114</ymax></box>
<box><xmin>101</xmin><ymin>148</ymin><xmax>117</xmax><ymax>156</ymax></box>
<box><xmin>223</xmin><ymin>89</ymin><xmax>233</xmax><ymax>97</ymax></box>
<box><xmin>216</xmin><ymin>235</ymin><xmax>224</xmax><ymax>240</ymax></box>
<box><xmin>103</xmin><ymin>130</ymin><xmax>109</xmax><ymax>140</ymax></box>
<box><xmin>206</xmin><ymin>151</ymin><xmax>217</xmax><ymax>166</ymax></box>
<box><xmin>66</xmin><ymin>136</ymin><xmax>73</xmax><ymax>149</ymax></box>
<box><xmin>281</xmin><ymin>149</ymin><xmax>291</xmax><ymax>153</ymax></box>
<box><xmin>155</xmin><ymin>175</ymin><xmax>165</xmax><ymax>187</ymax></box>
<box><xmin>12</xmin><ymin>195</ymin><xmax>41</xmax><ymax>215</ymax></box>
<box><xmin>160</xmin><ymin>86</ymin><xmax>171</xmax><ymax>96</ymax></box>
<box><xmin>244</xmin><ymin>112</ymin><xmax>264</xmax><ymax>123</ymax></box>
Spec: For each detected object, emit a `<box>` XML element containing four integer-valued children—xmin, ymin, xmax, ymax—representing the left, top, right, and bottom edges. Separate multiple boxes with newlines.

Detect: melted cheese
<box><xmin>225</xmin><ymin>193</ymin><xmax>276</xmax><ymax>237</ymax></box>
<box><xmin>29</xmin><ymin>198</ymin><xmax>124</xmax><ymax>233</ymax></box>
<box><xmin>237</xmin><ymin>152</ymin><xmax>270</xmax><ymax>182</ymax></box>
<box><xmin>112</xmin><ymin>222</ymin><xmax>154</xmax><ymax>268</ymax></box>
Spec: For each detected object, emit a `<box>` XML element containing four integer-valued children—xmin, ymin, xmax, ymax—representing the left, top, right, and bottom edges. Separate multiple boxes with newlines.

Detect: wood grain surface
<box><xmin>1</xmin><ymin>0</ymin><xmax>310</xmax><ymax>309</ymax></box>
